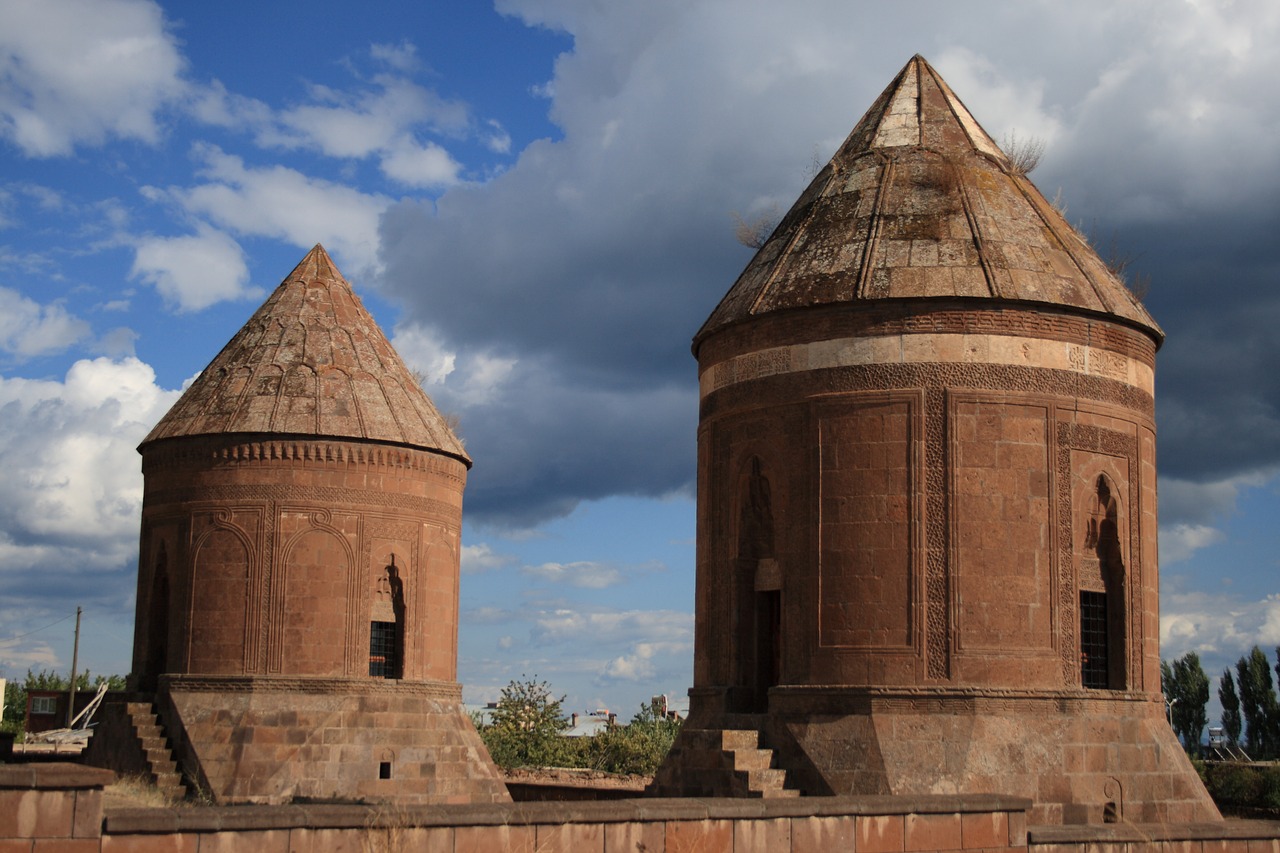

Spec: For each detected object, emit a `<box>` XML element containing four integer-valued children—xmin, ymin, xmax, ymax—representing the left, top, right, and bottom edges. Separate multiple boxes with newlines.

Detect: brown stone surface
<box><xmin>141</xmin><ymin>244</ymin><xmax>467</xmax><ymax>462</ymax></box>
<box><xmin>100</xmin><ymin>247</ymin><xmax>504</xmax><ymax>806</ymax></box>
<box><xmin>159</xmin><ymin>678</ymin><xmax>507</xmax><ymax>806</ymax></box>
<box><xmin>655</xmin><ymin>53</ymin><xmax>1217</xmax><ymax>827</ymax></box>
<box><xmin>696</xmin><ymin>56</ymin><xmax>1159</xmax><ymax>347</ymax></box>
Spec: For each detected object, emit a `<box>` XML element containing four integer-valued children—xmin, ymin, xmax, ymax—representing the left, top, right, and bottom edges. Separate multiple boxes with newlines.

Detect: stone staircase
<box><xmin>125</xmin><ymin>702</ymin><xmax>187</xmax><ymax>801</ymax></box>
<box><xmin>650</xmin><ymin>727</ymin><xmax>800</xmax><ymax>798</ymax></box>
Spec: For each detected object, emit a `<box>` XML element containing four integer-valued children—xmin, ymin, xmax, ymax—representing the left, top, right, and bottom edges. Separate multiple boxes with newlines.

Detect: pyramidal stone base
<box><xmin>155</xmin><ymin>676</ymin><xmax>508</xmax><ymax>805</ymax></box>
<box><xmin>652</xmin><ymin>688</ymin><xmax>1218</xmax><ymax>825</ymax></box>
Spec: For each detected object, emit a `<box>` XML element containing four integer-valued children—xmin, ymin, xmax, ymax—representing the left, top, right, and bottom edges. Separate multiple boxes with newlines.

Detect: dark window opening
<box><xmin>369</xmin><ymin>621</ymin><xmax>399</xmax><ymax>678</ymax></box>
<box><xmin>1103</xmin><ymin>801</ymin><xmax>1118</xmax><ymax>823</ymax></box>
<box><xmin>1080</xmin><ymin>591</ymin><xmax>1109</xmax><ymax>689</ymax></box>
<box><xmin>379</xmin><ymin>761</ymin><xmax>392</xmax><ymax>779</ymax></box>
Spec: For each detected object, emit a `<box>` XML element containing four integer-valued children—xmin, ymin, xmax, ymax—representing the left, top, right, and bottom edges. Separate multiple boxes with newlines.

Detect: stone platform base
<box><xmin>90</xmin><ymin>676</ymin><xmax>508</xmax><ymax>805</ymax></box>
<box><xmin>652</xmin><ymin>687</ymin><xmax>1219</xmax><ymax>826</ymax></box>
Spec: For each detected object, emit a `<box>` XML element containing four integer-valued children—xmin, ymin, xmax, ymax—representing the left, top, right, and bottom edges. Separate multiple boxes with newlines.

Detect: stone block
<box><xmin>0</xmin><ymin>790</ymin><xmax>74</xmax><ymax>839</ymax></box>
<box><xmin>959</xmin><ymin>812</ymin><xmax>1007</xmax><ymax>849</ymax></box>
<box><xmin>666</xmin><ymin>819</ymin><xmax>732</xmax><ymax>853</ymax></box>
<box><xmin>856</xmin><ymin>814</ymin><xmax>906</xmax><ymax>853</ymax></box>
<box><xmin>604</xmin><ymin>821</ymin><xmax>664</xmax><ymax>853</ymax></box>
<box><xmin>904</xmin><ymin>813</ymin><xmax>962</xmax><ymax>851</ymax></box>
<box><xmin>100</xmin><ymin>834</ymin><xmax>199</xmax><ymax>853</ymax></box>
<box><xmin>454</xmin><ymin>824</ymin><xmax>537</xmax><ymax>853</ymax></box>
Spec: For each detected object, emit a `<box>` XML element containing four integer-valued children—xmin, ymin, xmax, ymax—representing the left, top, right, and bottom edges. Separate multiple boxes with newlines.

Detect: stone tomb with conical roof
<box><xmin>86</xmin><ymin>246</ymin><xmax>507</xmax><ymax>804</ymax></box>
<box><xmin>650</xmin><ymin>56</ymin><xmax>1218</xmax><ymax>825</ymax></box>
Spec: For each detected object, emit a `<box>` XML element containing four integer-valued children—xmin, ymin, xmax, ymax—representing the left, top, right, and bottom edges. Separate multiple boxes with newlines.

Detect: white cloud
<box><xmin>379</xmin><ymin>137</ymin><xmax>462</xmax><ymax>188</ymax></box>
<box><xmin>0</xmin><ymin>635</ymin><xmax>59</xmax><ymax>674</ymax></box>
<box><xmin>531</xmin><ymin>608</ymin><xmax>691</xmax><ymax>646</ymax></box>
<box><xmin>393</xmin><ymin>324</ymin><xmax>518</xmax><ymax>409</ymax></box>
<box><xmin>188</xmin><ymin>79</ymin><xmax>272</xmax><ymax>130</ymax></box>
<box><xmin>252</xmin><ymin>75</ymin><xmax>468</xmax><ymax>188</ymax></box>
<box><xmin>391</xmin><ymin>325</ymin><xmax>457</xmax><ymax>385</ymax></box>
<box><xmin>522</xmin><ymin>560</ymin><xmax>623</xmax><ymax>589</ymax></box>
<box><xmin>1158</xmin><ymin>524</ymin><xmax>1227</xmax><ymax>566</ymax></box>
<box><xmin>370</xmin><ymin>42</ymin><xmax>420</xmax><ymax>74</ymax></box>
<box><xmin>0</xmin><ymin>0</ymin><xmax>186</xmax><ymax>157</ymax></box>
<box><xmin>1160</xmin><ymin>591</ymin><xmax>1280</xmax><ymax>660</ymax></box>
<box><xmin>600</xmin><ymin>640</ymin><xmax>691</xmax><ymax>683</ymax></box>
<box><xmin>130</xmin><ymin>224</ymin><xmax>259</xmax><ymax>312</ymax></box>
<box><xmin>0</xmin><ymin>357</ymin><xmax>179</xmax><ymax>578</ymax></box>
<box><xmin>169</xmin><ymin>144</ymin><xmax>391</xmax><ymax>273</ymax></box>
<box><xmin>0</xmin><ymin>287</ymin><xmax>90</xmax><ymax>357</ymax></box>
<box><xmin>461</xmin><ymin>542</ymin><xmax>515</xmax><ymax>574</ymax></box>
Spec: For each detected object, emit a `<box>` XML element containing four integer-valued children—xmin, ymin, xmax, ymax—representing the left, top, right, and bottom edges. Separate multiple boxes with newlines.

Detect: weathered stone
<box><xmin>652</xmin><ymin>54</ymin><xmax>1217</xmax><ymax>826</ymax></box>
<box><xmin>85</xmin><ymin>246</ymin><xmax>506</xmax><ymax>806</ymax></box>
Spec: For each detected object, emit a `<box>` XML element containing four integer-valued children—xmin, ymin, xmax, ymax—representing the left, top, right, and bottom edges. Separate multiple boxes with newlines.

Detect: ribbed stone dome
<box><xmin>141</xmin><ymin>244</ymin><xmax>468</xmax><ymax>464</ymax></box>
<box><xmin>696</xmin><ymin>55</ymin><xmax>1160</xmax><ymax>351</ymax></box>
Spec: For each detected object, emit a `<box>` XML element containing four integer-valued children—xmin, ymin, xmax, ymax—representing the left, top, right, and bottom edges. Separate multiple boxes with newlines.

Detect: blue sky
<box><xmin>1</xmin><ymin>0</ymin><xmax>1278</xmax><ymax>722</ymax></box>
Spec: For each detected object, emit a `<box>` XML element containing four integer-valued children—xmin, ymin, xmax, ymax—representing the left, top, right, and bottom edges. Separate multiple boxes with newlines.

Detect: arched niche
<box><xmin>283</xmin><ymin>526</ymin><xmax>353</xmax><ymax>676</ymax></box>
<box><xmin>735</xmin><ymin>455</ymin><xmax>780</xmax><ymax>712</ymax></box>
<box><xmin>369</xmin><ymin>554</ymin><xmax>406</xmax><ymax>679</ymax></box>
<box><xmin>1079</xmin><ymin>473</ymin><xmax>1127</xmax><ymax>690</ymax></box>
<box><xmin>189</xmin><ymin>526</ymin><xmax>251</xmax><ymax>674</ymax></box>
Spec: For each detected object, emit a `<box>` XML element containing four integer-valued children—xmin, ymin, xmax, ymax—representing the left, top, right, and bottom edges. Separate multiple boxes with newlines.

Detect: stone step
<box><xmin>729</xmin><ymin>748</ymin><xmax>775</xmax><ymax>772</ymax></box>
<box><xmin>719</xmin><ymin>730</ymin><xmax>759</xmax><ymax>751</ymax></box>
<box><xmin>153</xmin><ymin>771</ymin><xmax>187</xmax><ymax>796</ymax></box>
<box><xmin>745</xmin><ymin>767</ymin><xmax>788</xmax><ymax>790</ymax></box>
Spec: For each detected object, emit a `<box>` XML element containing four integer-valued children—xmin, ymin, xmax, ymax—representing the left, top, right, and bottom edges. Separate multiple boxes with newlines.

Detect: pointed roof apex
<box><xmin>141</xmin><ymin>246</ymin><xmax>469</xmax><ymax>464</ymax></box>
<box><xmin>832</xmin><ymin>54</ymin><xmax>1007</xmax><ymax>164</ymax></box>
<box><xmin>696</xmin><ymin>55</ymin><xmax>1160</xmax><ymax>348</ymax></box>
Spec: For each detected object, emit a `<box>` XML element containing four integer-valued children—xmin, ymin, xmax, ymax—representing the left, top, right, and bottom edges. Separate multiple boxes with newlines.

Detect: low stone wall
<box><xmin>5</xmin><ymin>763</ymin><xmax>1280</xmax><ymax>852</ymax></box>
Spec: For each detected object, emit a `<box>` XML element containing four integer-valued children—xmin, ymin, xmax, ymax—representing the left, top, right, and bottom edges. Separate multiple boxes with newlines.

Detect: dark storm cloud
<box><xmin>379</xmin><ymin>0</ymin><xmax>1280</xmax><ymax>528</ymax></box>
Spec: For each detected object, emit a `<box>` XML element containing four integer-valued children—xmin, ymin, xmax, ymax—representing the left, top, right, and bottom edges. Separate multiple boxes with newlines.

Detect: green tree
<box><xmin>1236</xmin><ymin>647</ymin><xmax>1280</xmax><ymax>759</ymax></box>
<box><xmin>477</xmin><ymin>676</ymin><xmax>571</xmax><ymax>770</ymax></box>
<box><xmin>1162</xmin><ymin>653</ymin><xmax>1210</xmax><ymax>755</ymax></box>
<box><xmin>1219</xmin><ymin>667</ymin><xmax>1242</xmax><ymax>747</ymax></box>
<box><xmin>585</xmin><ymin>698</ymin><xmax>682</xmax><ymax>775</ymax></box>
<box><xmin>1172</xmin><ymin>652</ymin><xmax>1210</xmax><ymax>754</ymax></box>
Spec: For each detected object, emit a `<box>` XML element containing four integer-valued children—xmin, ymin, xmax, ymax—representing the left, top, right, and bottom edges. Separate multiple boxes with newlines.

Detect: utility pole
<box><xmin>65</xmin><ymin>606</ymin><xmax>82</xmax><ymax>728</ymax></box>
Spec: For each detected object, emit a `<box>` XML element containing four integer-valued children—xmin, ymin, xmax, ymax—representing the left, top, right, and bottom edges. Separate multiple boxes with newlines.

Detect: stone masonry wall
<box><xmin>5</xmin><ymin>765</ymin><xmax>1280</xmax><ymax>853</ymax></box>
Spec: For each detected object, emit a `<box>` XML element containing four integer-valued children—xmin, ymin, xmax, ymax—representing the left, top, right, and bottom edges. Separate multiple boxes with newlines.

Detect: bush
<box><xmin>581</xmin><ymin>701</ymin><xmax>681</xmax><ymax>775</ymax></box>
<box><xmin>475</xmin><ymin>682</ymin><xmax>681</xmax><ymax>776</ymax></box>
<box><xmin>1203</xmin><ymin>762</ymin><xmax>1280</xmax><ymax>817</ymax></box>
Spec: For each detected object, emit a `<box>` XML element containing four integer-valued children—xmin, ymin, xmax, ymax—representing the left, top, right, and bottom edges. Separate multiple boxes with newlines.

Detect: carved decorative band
<box><xmin>144</xmin><ymin>483</ymin><xmax>460</xmax><ymax>521</ymax></box>
<box><xmin>143</xmin><ymin>436</ymin><xmax>466</xmax><ymax>482</ymax></box>
<box><xmin>701</xmin><ymin>333</ymin><xmax>1154</xmax><ymax>397</ymax></box>
<box><xmin>160</xmin><ymin>674</ymin><xmax>463</xmax><ymax>699</ymax></box>
<box><xmin>697</xmin><ymin>304</ymin><xmax>1158</xmax><ymax>365</ymax></box>
<box><xmin>768</xmin><ymin>684</ymin><xmax>1160</xmax><ymax>715</ymax></box>
<box><xmin>699</xmin><ymin>362</ymin><xmax>1154</xmax><ymax>422</ymax></box>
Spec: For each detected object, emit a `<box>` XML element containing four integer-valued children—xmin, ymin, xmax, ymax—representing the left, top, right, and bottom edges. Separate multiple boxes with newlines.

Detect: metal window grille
<box><xmin>1080</xmin><ymin>590</ymin><xmax>1109</xmax><ymax>689</ymax></box>
<box><xmin>369</xmin><ymin>621</ymin><xmax>398</xmax><ymax>678</ymax></box>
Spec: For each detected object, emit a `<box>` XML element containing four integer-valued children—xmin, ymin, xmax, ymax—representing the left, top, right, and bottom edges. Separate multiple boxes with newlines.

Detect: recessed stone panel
<box><xmin>189</xmin><ymin>526</ymin><xmax>250</xmax><ymax>674</ymax></box>
<box><xmin>953</xmin><ymin>398</ymin><xmax>1053</xmax><ymax>653</ymax></box>
<box><xmin>816</xmin><ymin>395</ymin><xmax>916</xmax><ymax>649</ymax></box>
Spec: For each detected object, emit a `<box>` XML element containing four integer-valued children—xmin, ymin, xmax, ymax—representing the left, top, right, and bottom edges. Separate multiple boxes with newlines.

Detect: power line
<box><xmin>3</xmin><ymin>611</ymin><xmax>77</xmax><ymax>643</ymax></box>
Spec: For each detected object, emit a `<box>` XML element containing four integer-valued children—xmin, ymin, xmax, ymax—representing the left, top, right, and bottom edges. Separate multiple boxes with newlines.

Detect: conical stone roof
<box><xmin>141</xmin><ymin>244</ymin><xmax>469</xmax><ymax>464</ymax></box>
<box><xmin>697</xmin><ymin>55</ymin><xmax>1161</xmax><ymax>350</ymax></box>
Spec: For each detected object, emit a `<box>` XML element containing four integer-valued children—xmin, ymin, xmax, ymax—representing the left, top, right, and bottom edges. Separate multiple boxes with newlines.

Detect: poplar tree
<box><xmin>1161</xmin><ymin>652</ymin><xmax>1209</xmax><ymax>754</ymax></box>
<box><xmin>1235</xmin><ymin>646</ymin><xmax>1280</xmax><ymax>759</ymax></box>
<box><xmin>1219</xmin><ymin>667</ymin><xmax>1242</xmax><ymax>747</ymax></box>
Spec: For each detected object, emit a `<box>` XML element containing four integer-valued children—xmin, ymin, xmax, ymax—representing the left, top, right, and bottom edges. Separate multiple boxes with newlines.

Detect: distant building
<box><xmin>23</xmin><ymin>690</ymin><xmax>96</xmax><ymax>735</ymax></box>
